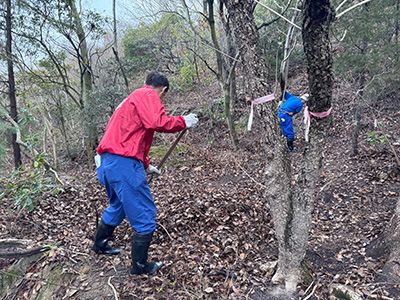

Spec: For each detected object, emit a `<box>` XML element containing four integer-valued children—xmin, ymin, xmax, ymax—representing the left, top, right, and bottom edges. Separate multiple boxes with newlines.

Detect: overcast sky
<box><xmin>83</xmin><ymin>0</ymin><xmax>113</xmax><ymax>16</ymax></box>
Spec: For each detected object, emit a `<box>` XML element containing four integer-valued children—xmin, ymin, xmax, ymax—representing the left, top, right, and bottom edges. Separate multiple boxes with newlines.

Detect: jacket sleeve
<box><xmin>293</xmin><ymin>100</ymin><xmax>304</xmax><ymax>114</ymax></box>
<box><xmin>284</xmin><ymin>92</ymin><xmax>293</xmax><ymax>101</ymax></box>
<box><xmin>135</xmin><ymin>90</ymin><xmax>186</xmax><ymax>133</ymax></box>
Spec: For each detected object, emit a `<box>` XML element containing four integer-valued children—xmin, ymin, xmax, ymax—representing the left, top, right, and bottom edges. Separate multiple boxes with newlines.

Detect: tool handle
<box><xmin>148</xmin><ymin>128</ymin><xmax>187</xmax><ymax>184</ymax></box>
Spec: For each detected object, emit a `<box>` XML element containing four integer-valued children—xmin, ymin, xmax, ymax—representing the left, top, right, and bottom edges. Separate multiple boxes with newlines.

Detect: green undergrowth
<box><xmin>148</xmin><ymin>144</ymin><xmax>193</xmax><ymax>167</ymax></box>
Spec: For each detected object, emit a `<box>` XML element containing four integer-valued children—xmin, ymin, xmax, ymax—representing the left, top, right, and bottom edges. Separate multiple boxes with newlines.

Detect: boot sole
<box><xmin>130</xmin><ymin>262</ymin><xmax>163</xmax><ymax>275</ymax></box>
<box><xmin>92</xmin><ymin>247</ymin><xmax>122</xmax><ymax>255</ymax></box>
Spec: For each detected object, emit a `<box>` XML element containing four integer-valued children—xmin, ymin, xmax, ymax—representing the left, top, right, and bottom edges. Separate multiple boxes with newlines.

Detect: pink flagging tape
<box><xmin>247</xmin><ymin>94</ymin><xmax>275</xmax><ymax>131</ymax></box>
<box><xmin>303</xmin><ymin>106</ymin><xmax>332</xmax><ymax>142</ymax></box>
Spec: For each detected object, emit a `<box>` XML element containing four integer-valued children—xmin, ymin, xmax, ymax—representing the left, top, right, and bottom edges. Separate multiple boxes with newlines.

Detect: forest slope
<box><xmin>0</xmin><ymin>79</ymin><xmax>399</xmax><ymax>299</ymax></box>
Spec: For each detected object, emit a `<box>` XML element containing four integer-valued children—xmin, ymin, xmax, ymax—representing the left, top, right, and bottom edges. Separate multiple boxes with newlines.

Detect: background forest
<box><xmin>0</xmin><ymin>0</ymin><xmax>399</xmax><ymax>299</ymax></box>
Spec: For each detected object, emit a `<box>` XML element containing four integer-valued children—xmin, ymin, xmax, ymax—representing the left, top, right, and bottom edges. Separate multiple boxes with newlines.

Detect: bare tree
<box><xmin>112</xmin><ymin>0</ymin><xmax>129</xmax><ymax>94</ymax></box>
<box><xmin>181</xmin><ymin>0</ymin><xmax>240</xmax><ymax>149</ymax></box>
<box><xmin>5</xmin><ymin>0</ymin><xmax>22</xmax><ymax>169</ymax></box>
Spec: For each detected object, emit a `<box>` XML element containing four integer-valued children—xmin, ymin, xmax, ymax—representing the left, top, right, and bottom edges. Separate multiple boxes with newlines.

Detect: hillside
<box><xmin>0</xmin><ymin>78</ymin><xmax>399</xmax><ymax>300</ymax></box>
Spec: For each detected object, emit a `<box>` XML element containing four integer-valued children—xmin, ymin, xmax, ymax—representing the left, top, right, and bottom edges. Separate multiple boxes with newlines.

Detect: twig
<box><xmin>245</xmin><ymin>286</ymin><xmax>254</xmax><ymax>300</ymax></box>
<box><xmin>107</xmin><ymin>276</ymin><xmax>119</xmax><ymax>300</ymax></box>
<box><xmin>319</xmin><ymin>178</ymin><xmax>333</xmax><ymax>192</ymax></box>
<box><xmin>302</xmin><ymin>282</ymin><xmax>317</xmax><ymax>300</ymax></box>
<box><xmin>253</xmin><ymin>0</ymin><xmax>301</xmax><ymax>29</ymax></box>
<box><xmin>71</xmin><ymin>250</ymin><xmax>90</xmax><ymax>257</ymax></box>
<box><xmin>68</xmin><ymin>256</ymin><xmax>78</xmax><ymax>264</ymax></box>
<box><xmin>184</xmin><ymin>224</ymin><xmax>200</xmax><ymax>238</ymax></box>
<box><xmin>303</xmin><ymin>280</ymin><xmax>315</xmax><ymax>296</ymax></box>
<box><xmin>336</xmin><ymin>0</ymin><xmax>373</xmax><ymax>19</ymax></box>
<box><xmin>335</xmin><ymin>0</ymin><xmax>349</xmax><ymax>12</ymax></box>
<box><xmin>233</xmin><ymin>158</ymin><xmax>266</xmax><ymax>189</ymax></box>
<box><xmin>157</xmin><ymin>222</ymin><xmax>173</xmax><ymax>240</ymax></box>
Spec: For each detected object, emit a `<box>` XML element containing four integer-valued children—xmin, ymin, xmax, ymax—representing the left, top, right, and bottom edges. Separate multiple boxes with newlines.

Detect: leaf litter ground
<box><xmin>0</xmin><ymin>82</ymin><xmax>399</xmax><ymax>300</ymax></box>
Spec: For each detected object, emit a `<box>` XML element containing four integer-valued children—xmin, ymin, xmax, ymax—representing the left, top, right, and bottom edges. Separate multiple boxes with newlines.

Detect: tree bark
<box><xmin>6</xmin><ymin>0</ymin><xmax>22</xmax><ymax>170</ymax></box>
<box><xmin>222</xmin><ymin>0</ymin><xmax>334</xmax><ymax>293</ymax></box>
<box><xmin>379</xmin><ymin>196</ymin><xmax>400</xmax><ymax>284</ymax></box>
<box><xmin>112</xmin><ymin>0</ymin><xmax>129</xmax><ymax>94</ymax></box>
<box><xmin>221</xmin><ymin>0</ymin><xmax>294</xmax><ymax>290</ymax></box>
<box><xmin>68</xmin><ymin>0</ymin><xmax>96</xmax><ymax>169</ymax></box>
<box><xmin>350</xmin><ymin>73</ymin><xmax>364</xmax><ymax>157</ymax></box>
<box><xmin>350</xmin><ymin>4</ymin><xmax>369</xmax><ymax>157</ymax></box>
<box><xmin>281</xmin><ymin>0</ymin><xmax>334</xmax><ymax>291</ymax></box>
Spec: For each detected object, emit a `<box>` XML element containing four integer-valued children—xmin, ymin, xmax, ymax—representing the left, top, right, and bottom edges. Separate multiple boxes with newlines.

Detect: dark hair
<box><xmin>145</xmin><ymin>71</ymin><xmax>169</xmax><ymax>92</ymax></box>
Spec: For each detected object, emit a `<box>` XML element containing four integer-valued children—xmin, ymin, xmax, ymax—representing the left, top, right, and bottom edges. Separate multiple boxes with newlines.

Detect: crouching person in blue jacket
<box><xmin>278</xmin><ymin>92</ymin><xmax>308</xmax><ymax>152</ymax></box>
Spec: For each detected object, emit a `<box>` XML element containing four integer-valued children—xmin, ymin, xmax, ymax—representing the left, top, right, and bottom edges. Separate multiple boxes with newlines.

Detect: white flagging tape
<box><xmin>303</xmin><ymin>106</ymin><xmax>332</xmax><ymax>142</ymax></box>
<box><xmin>247</xmin><ymin>94</ymin><xmax>275</xmax><ymax>131</ymax></box>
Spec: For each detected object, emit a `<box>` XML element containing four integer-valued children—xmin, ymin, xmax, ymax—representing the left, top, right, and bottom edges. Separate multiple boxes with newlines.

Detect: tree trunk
<box><xmin>38</xmin><ymin>100</ymin><xmax>58</xmax><ymax>168</ymax></box>
<box><xmin>68</xmin><ymin>0</ymin><xmax>96</xmax><ymax>169</ymax></box>
<box><xmin>221</xmin><ymin>0</ymin><xmax>294</xmax><ymax>289</ymax></box>
<box><xmin>350</xmin><ymin>4</ymin><xmax>369</xmax><ymax>157</ymax></box>
<box><xmin>280</xmin><ymin>0</ymin><xmax>334</xmax><ymax>291</ymax></box>
<box><xmin>112</xmin><ymin>0</ymin><xmax>129</xmax><ymax>94</ymax></box>
<box><xmin>58</xmin><ymin>94</ymin><xmax>72</xmax><ymax>161</ymax></box>
<box><xmin>207</xmin><ymin>0</ymin><xmax>238</xmax><ymax>149</ymax></box>
<box><xmin>350</xmin><ymin>74</ymin><xmax>365</xmax><ymax>157</ymax></box>
<box><xmin>223</xmin><ymin>0</ymin><xmax>334</xmax><ymax>293</ymax></box>
<box><xmin>183</xmin><ymin>0</ymin><xmax>239</xmax><ymax>149</ymax></box>
<box><xmin>219</xmin><ymin>1</ymin><xmax>238</xmax><ymax>105</ymax></box>
<box><xmin>378</xmin><ymin>197</ymin><xmax>400</xmax><ymax>284</ymax></box>
<box><xmin>6</xmin><ymin>0</ymin><xmax>22</xmax><ymax>170</ymax></box>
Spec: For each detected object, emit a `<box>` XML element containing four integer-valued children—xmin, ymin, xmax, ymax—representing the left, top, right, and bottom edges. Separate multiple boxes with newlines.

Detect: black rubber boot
<box><xmin>130</xmin><ymin>231</ymin><xmax>163</xmax><ymax>275</ymax></box>
<box><xmin>92</xmin><ymin>219</ymin><xmax>122</xmax><ymax>255</ymax></box>
<box><xmin>287</xmin><ymin>138</ymin><xmax>298</xmax><ymax>153</ymax></box>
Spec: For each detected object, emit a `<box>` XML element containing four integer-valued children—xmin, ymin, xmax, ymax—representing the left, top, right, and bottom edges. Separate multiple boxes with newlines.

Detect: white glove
<box><xmin>183</xmin><ymin>113</ymin><xmax>198</xmax><ymax>128</ymax></box>
<box><xmin>145</xmin><ymin>165</ymin><xmax>161</xmax><ymax>179</ymax></box>
<box><xmin>94</xmin><ymin>154</ymin><xmax>101</xmax><ymax>168</ymax></box>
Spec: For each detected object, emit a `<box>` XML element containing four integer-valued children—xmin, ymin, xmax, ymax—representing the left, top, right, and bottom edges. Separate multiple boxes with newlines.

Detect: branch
<box><xmin>107</xmin><ymin>276</ymin><xmax>119</xmax><ymax>300</ymax></box>
<box><xmin>0</xmin><ymin>238</ymin><xmax>47</xmax><ymax>258</ymax></box>
<box><xmin>336</xmin><ymin>0</ymin><xmax>373</xmax><ymax>19</ymax></box>
<box><xmin>226</xmin><ymin>52</ymin><xmax>241</xmax><ymax>85</ymax></box>
<box><xmin>253</xmin><ymin>0</ymin><xmax>301</xmax><ymax>29</ymax></box>
<box><xmin>257</xmin><ymin>0</ymin><xmax>294</xmax><ymax>31</ymax></box>
<box><xmin>178</xmin><ymin>1</ymin><xmax>240</xmax><ymax>63</ymax></box>
<box><xmin>186</xmin><ymin>46</ymin><xmax>218</xmax><ymax>77</ymax></box>
<box><xmin>335</xmin><ymin>0</ymin><xmax>349</xmax><ymax>12</ymax></box>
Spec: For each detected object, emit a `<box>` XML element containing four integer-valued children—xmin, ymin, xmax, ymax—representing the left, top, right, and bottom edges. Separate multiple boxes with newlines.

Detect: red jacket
<box><xmin>97</xmin><ymin>85</ymin><xmax>186</xmax><ymax>168</ymax></box>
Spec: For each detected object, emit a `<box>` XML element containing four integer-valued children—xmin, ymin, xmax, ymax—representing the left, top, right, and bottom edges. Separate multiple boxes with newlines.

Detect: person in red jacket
<box><xmin>92</xmin><ymin>71</ymin><xmax>198</xmax><ymax>276</ymax></box>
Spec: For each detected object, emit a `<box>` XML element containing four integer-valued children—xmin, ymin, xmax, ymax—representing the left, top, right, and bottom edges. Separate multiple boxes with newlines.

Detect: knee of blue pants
<box><xmin>102</xmin><ymin>206</ymin><xmax>126</xmax><ymax>226</ymax></box>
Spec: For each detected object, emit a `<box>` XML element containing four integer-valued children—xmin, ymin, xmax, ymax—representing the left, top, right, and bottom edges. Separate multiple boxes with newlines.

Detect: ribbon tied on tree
<box><xmin>247</xmin><ymin>94</ymin><xmax>275</xmax><ymax>131</ymax></box>
<box><xmin>303</xmin><ymin>106</ymin><xmax>332</xmax><ymax>142</ymax></box>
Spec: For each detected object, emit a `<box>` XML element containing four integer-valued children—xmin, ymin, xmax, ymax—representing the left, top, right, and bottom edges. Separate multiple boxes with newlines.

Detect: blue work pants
<box><xmin>98</xmin><ymin>152</ymin><xmax>156</xmax><ymax>234</ymax></box>
<box><xmin>278</xmin><ymin>112</ymin><xmax>295</xmax><ymax>139</ymax></box>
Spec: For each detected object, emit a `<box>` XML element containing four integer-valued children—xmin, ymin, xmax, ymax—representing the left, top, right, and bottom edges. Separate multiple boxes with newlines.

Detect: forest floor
<box><xmin>0</xmin><ymin>78</ymin><xmax>399</xmax><ymax>300</ymax></box>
